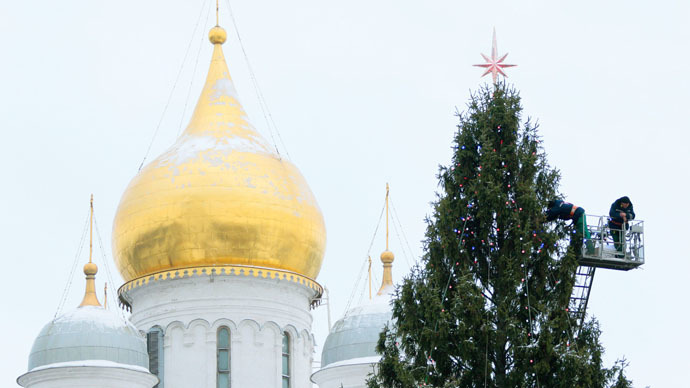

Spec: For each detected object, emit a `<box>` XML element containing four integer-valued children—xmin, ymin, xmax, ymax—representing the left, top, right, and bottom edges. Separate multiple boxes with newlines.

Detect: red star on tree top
<box><xmin>473</xmin><ymin>28</ymin><xmax>516</xmax><ymax>84</ymax></box>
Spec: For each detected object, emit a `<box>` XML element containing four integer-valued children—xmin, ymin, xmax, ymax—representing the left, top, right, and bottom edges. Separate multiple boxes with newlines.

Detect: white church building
<box><xmin>18</xmin><ymin>14</ymin><xmax>394</xmax><ymax>388</ymax></box>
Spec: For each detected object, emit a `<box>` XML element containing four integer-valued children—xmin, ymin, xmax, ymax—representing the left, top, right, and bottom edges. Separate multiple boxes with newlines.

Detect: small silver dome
<box><xmin>28</xmin><ymin>306</ymin><xmax>148</xmax><ymax>371</ymax></box>
<box><xmin>321</xmin><ymin>288</ymin><xmax>393</xmax><ymax>367</ymax></box>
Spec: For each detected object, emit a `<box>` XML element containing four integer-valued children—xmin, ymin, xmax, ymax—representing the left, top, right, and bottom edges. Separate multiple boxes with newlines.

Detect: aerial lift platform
<box><xmin>569</xmin><ymin>215</ymin><xmax>644</xmax><ymax>330</ymax></box>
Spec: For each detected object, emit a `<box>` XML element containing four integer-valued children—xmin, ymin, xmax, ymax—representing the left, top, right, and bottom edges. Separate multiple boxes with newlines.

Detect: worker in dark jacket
<box><xmin>609</xmin><ymin>196</ymin><xmax>635</xmax><ymax>254</ymax></box>
<box><xmin>546</xmin><ymin>200</ymin><xmax>591</xmax><ymax>241</ymax></box>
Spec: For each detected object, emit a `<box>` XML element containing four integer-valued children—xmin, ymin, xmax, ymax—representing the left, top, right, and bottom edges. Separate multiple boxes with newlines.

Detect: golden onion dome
<box><xmin>112</xmin><ymin>26</ymin><xmax>326</xmax><ymax>282</ymax></box>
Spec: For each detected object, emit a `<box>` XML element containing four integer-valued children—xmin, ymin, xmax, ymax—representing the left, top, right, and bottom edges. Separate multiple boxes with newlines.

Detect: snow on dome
<box><xmin>29</xmin><ymin>359</ymin><xmax>150</xmax><ymax>374</ymax></box>
<box><xmin>28</xmin><ymin>306</ymin><xmax>148</xmax><ymax>371</ymax></box>
<box><xmin>320</xmin><ymin>286</ymin><xmax>394</xmax><ymax>367</ymax></box>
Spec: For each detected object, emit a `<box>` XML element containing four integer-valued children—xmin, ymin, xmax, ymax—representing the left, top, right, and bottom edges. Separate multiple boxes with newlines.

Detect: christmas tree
<box><xmin>367</xmin><ymin>83</ymin><xmax>632</xmax><ymax>388</ymax></box>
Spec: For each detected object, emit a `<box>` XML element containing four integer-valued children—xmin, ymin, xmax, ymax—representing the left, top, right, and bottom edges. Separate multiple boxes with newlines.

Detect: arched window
<box><xmin>146</xmin><ymin>327</ymin><xmax>164</xmax><ymax>388</ymax></box>
<box><xmin>281</xmin><ymin>332</ymin><xmax>290</xmax><ymax>388</ymax></box>
<box><xmin>217</xmin><ymin>327</ymin><xmax>231</xmax><ymax>388</ymax></box>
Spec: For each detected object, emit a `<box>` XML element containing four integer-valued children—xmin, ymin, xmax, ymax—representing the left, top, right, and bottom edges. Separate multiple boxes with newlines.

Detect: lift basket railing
<box><xmin>578</xmin><ymin>215</ymin><xmax>644</xmax><ymax>270</ymax></box>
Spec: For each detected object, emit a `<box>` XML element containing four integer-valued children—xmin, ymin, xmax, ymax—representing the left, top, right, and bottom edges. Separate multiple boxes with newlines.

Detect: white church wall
<box><xmin>124</xmin><ymin>273</ymin><xmax>318</xmax><ymax>388</ymax></box>
<box><xmin>294</xmin><ymin>328</ymin><xmax>315</xmax><ymax>386</ymax></box>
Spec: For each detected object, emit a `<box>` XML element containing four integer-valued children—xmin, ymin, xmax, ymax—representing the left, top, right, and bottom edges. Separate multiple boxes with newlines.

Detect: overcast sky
<box><xmin>2</xmin><ymin>1</ymin><xmax>688</xmax><ymax>387</ymax></box>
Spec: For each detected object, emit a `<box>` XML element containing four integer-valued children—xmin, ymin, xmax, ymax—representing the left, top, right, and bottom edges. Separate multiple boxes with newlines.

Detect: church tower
<box><xmin>111</xmin><ymin>11</ymin><xmax>326</xmax><ymax>388</ymax></box>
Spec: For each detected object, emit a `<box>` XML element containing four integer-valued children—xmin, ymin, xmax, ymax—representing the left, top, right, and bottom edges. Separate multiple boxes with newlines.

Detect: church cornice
<box><xmin>117</xmin><ymin>265</ymin><xmax>323</xmax><ymax>311</ymax></box>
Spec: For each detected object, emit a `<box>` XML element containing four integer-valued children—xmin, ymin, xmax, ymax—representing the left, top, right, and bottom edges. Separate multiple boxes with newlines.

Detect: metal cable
<box><xmin>343</xmin><ymin>199</ymin><xmax>387</xmax><ymax>316</ymax></box>
<box><xmin>54</xmin><ymin>208</ymin><xmax>90</xmax><ymax>320</ymax></box>
<box><xmin>177</xmin><ymin>0</ymin><xmax>212</xmax><ymax>137</ymax></box>
<box><xmin>372</xmin><ymin>262</ymin><xmax>380</xmax><ymax>292</ymax></box>
<box><xmin>389</xmin><ymin>195</ymin><xmax>417</xmax><ymax>268</ymax></box>
<box><xmin>138</xmin><ymin>0</ymin><xmax>209</xmax><ymax>171</ymax></box>
<box><xmin>354</xmin><ymin>271</ymin><xmax>368</xmax><ymax>307</ymax></box>
<box><xmin>224</xmin><ymin>0</ymin><xmax>289</xmax><ymax>160</ymax></box>
<box><xmin>342</xmin><ymin>255</ymin><xmax>369</xmax><ymax>318</ymax></box>
<box><xmin>388</xmin><ymin>196</ymin><xmax>414</xmax><ymax>270</ymax></box>
<box><xmin>93</xmin><ymin>214</ymin><xmax>118</xmax><ymax>313</ymax></box>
